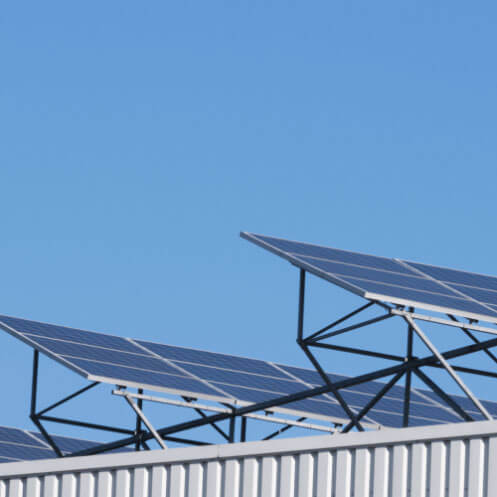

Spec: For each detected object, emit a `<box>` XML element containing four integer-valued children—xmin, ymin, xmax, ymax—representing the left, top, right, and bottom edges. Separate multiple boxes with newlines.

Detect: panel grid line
<box><xmin>397</xmin><ymin>259</ymin><xmax>497</xmax><ymax>316</ymax></box>
<box><xmin>127</xmin><ymin>338</ymin><xmax>235</xmax><ymax>400</ymax></box>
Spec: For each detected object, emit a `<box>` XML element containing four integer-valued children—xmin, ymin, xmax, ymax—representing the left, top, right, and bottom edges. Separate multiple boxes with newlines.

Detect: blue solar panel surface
<box><xmin>241</xmin><ymin>232</ymin><xmax>497</xmax><ymax>323</ymax></box>
<box><xmin>1</xmin><ymin>315</ymin><xmax>496</xmax><ymax>429</ymax></box>
<box><xmin>0</xmin><ymin>426</ymin><xmax>123</xmax><ymax>463</ymax></box>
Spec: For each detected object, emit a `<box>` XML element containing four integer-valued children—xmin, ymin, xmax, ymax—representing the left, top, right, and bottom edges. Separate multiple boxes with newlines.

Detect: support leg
<box><xmin>403</xmin><ymin>309</ymin><xmax>414</xmax><ymax>427</ymax></box>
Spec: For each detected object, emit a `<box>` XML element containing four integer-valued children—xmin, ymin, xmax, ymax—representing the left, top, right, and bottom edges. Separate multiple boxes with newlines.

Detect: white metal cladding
<box><xmin>2</xmin><ymin>420</ymin><xmax>497</xmax><ymax>496</ymax></box>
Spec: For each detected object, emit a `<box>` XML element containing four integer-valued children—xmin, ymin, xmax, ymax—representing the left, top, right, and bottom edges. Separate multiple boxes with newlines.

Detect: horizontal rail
<box><xmin>391</xmin><ymin>309</ymin><xmax>497</xmax><ymax>335</ymax></box>
<box><xmin>112</xmin><ymin>390</ymin><xmax>336</xmax><ymax>433</ymax></box>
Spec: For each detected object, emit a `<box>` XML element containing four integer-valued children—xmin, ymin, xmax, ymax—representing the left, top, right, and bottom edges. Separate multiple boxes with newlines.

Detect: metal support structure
<box><xmin>413</xmin><ymin>369</ymin><xmax>473</xmax><ymax>422</ymax></box>
<box><xmin>135</xmin><ymin>388</ymin><xmax>143</xmax><ymax>451</ymax></box>
<box><xmin>391</xmin><ymin>309</ymin><xmax>497</xmax><ymax>335</ymax></box>
<box><xmin>37</xmin><ymin>382</ymin><xmax>99</xmax><ymax>417</ymax></box>
<box><xmin>228</xmin><ymin>413</ymin><xmax>236</xmax><ymax>443</ymax></box>
<box><xmin>342</xmin><ymin>371</ymin><xmax>405</xmax><ymax>433</ymax></box>
<box><xmin>304</xmin><ymin>302</ymin><xmax>375</xmax><ymax>342</ymax></box>
<box><xmin>403</xmin><ymin>308</ymin><xmax>414</xmax><ymax>427</ymax></box>
<box><xmin>182</xmin><ymin>397</ymin><xmax>230</xmax><ymax>441</ymax></box>
<box><xmin>291</xmin><ymin>266</ymin><xmax>497</xmax><ymax>435</ymax></box>
<box><xmin>404</xmin><ymin>315</ymin><xmax>492</xmax><ymax>420</ymax></box>
<box><xmin>307</xmin><ymin>313</ymin><xmax>391</xmax><ymax>343</ymax></box>
<box><xmin>30</xmin><ymin>350</ymin><xmax>62</xmax><ymax>457</ymax></box>
<box><xmin>37</xmin><ymin>415</ymin><xmax>134</xmax><ymax>435</ymax></box>
<box><xmin>74</xmin><ymin>358</ymin><xmax>433</xmax><ymax>456</ymax></box>
<box><xmin>69</xmin><ymin>305</ymin><xmax>497</xmax><ymax>457</ymax></box>
<box><xmin>113</xmin><ymin>390</ymin><xmax>335</xmax><ymax>433</ymax></box>
<box><xmin>300</xmin><ymin>343</ymin><xmax>364</xmax><ymax>431</ymax></box>
<box><xmin>263</xmin><ymin>417</ymin><xmax>308</xmax><ymax>441</ymax></box>
<box><xmin>123</xmin><ymin>394</ymin><xmax>167</xmax><ymax>449</ymax></box>
<box><xmin>18</xmin><ymin>265</ymin><xmax>497</xmax><ymax>456</ymax></box>
<box><xmin>296</xmin><ymin>270</ymin><xmax>365</xmax><ymax>432</ymax></box>
<box><xmin>297</xmin><ymin>269</ymin><xmax>306</xmax><ymax>342</ymax></box>
<box><xmin>448</xmin><ymin>314</ymin><xmax>497</xmax><ymax>365</ymax></box>
<box><xmin>240</xmin><ymin>417</ymin><xmax>247</xmax><ymax>442</ymax></box>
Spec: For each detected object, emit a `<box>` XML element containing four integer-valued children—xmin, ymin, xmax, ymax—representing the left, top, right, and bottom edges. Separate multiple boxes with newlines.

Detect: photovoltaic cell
<box><xmin>1</xmin><ymin>313</ymin><xmax>497</xmax><ymax>429</ymax></box>
<box><xmin>241</xmin><ymin>232</ymin><xmax>497</xmax><ymax>322</ymax></box>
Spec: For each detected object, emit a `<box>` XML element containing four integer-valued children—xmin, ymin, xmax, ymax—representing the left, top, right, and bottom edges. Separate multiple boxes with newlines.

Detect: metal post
<box><xmin>30</xmin><ymin>350</ymin><xmax>39</xmax><ymax>417</ymax></box>
<box><xmin>229</xmin><ymin>414</ymin><xmax>235</xmax><ymax>443</ymax></box>
<box><xmin>297</xmin><ymin>269</ymin><xmax>306</xmax><ymax>342</ymax></box>
<box><xmin>403</xmin><ymin>308</ymin><xmax>414</xmax><ymax>427</ymax></box>
<box><xmin>241</xmin><ymin>417</ymin><xmax>247</xmax><ymax>442</ymax></box>
<box><xmin>135</xmin><ymin>388</ymin><xmax>143</xmax><ymax>451</ymax></box>
<box><xmin>30</xmin><ymin>350</ymin><xmax>62</xmax><ymax>457</ymax></box>
<box><xmin>405</xmin><ymin>315</ymin><xmax>492</xmax><ymax>420</ymax></box>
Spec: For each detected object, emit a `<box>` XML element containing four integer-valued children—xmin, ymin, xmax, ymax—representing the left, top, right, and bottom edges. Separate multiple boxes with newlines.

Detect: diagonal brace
<box><xmin>124</xmin><ymin>394</ymin><xmax>167</xmax><ymax>449</ymax></box>
<box><xmin>342</xmin><ymin>371</ymin><xmax>405</xmax><ymax>433</ymax></box>
<box><xmin>404</xmin><ymin>315</ymin><xmax>492</xmax><ymax>420</ymax></box>
<box><xmin>299</xmin><ymin>343</ymin><xmax>364</xmax><ymax>431</ymax></box>
<box><xmin>304</xmin><ymin>302</ymin><xmax>375</xmax><ymax>342</ymax></box>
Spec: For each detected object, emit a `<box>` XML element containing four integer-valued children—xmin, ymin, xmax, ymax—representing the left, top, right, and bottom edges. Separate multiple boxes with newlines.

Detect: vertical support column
<box><xmin>403</xmin><ymin>307</ymin><xmax>414</xmax><ymax>427</ymax></box>
<box><xmin>297</xmin><ymin>269</ymin><xmax>306</xmax><ymax>342</ymax></box>
<box><xmin>30</xmin><ymin>350</ymin><xmax>62</xmax><ymax>457</ymax></box>
<box><xmin>30</xmin><ymin>350</ymin><xmax>39</xmax><ymax>417</ymax></box>
<box><xmin>135</xmin><ymin>388</ymin><xmax>143</xmax><ymax>451</ymax></box>
<box><xmin>229</xmin><ymin>412</ymin><xmax>236</xmax><ymax>443</ymax></box>
<box><xmin>240</xmin><ymin>416</ymin><xmax>247</xmax><ymax>442</ymax></box>
<box><xmin>296</xmin><ymin>268</ymin><xmax>363</xmax><ymax>432</ymax></box>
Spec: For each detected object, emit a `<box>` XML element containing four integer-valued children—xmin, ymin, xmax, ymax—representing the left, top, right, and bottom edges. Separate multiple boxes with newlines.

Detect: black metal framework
<box><xmin>23</xmin><ymin>267</ymin><xmax>497</xmax><ymax>457</ymax></box>
<box><xmin>294</xmin><ymin>268</ymin><xmax>497</xmax><ymax>430</ymax></box>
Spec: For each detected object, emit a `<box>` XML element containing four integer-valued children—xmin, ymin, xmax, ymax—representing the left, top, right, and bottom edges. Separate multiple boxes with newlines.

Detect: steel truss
<box><xmin>294</xmin><ymin>269</ymin><xmax>497</xmax><ymax>433</ymax></box>
<box><xmin>27</xmin><ymin>268</ymin><xmax>497</xmax><ymax>457</ymax></box>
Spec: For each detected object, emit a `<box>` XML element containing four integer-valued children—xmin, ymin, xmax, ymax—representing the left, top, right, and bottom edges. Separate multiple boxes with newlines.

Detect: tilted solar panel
<box><xmin>1</xmin><ymin>314</ymin><xmax>494</xmax><ymax>429</ymax></box>
<box><xmin>0</xmin><ymin>426</ymin><xmax>126</xmax><ymax>463</ymax></box>
<box><xmin>241</xmin><ymin>232</ymin><xmax>497</xmax><ymax>323</ymax></box>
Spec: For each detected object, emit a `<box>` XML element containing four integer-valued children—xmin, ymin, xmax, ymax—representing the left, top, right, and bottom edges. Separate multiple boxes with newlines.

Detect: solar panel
<box><xmin>1</xmin><ymin>314</ymin><xmax>495</xmax><ymax>429</ymax></box>
<box><xmin>0</xmin><ymin>426</ymin><xmax>122</xmax><ymax>463</ymax></box>
<box><xmin>241</xmin><ymin>232</ymin><xmax>497</xmax><ymax>323</ymax></box>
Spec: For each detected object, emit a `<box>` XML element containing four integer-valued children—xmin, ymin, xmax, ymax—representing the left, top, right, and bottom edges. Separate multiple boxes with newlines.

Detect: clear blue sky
<box><xmin>1</xmin><ymin>2</ymin><xmax>497</xmax><ymax>444</ymax></box>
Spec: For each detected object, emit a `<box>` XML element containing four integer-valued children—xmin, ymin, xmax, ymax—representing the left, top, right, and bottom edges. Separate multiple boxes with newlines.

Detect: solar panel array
<box><xmin>241</xmin><ymin>232</ymin><xmax>497</xmax><ymax>323</ymax></box>
<box><xmin>1</xmin><ymin>315</ymin><xmax>496</xmax><ymax>429</ymax></box>
<box><xmin>0</xmin><ymin>426</ymin><xmax>109</xmax><ymax>464</ymax></box>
